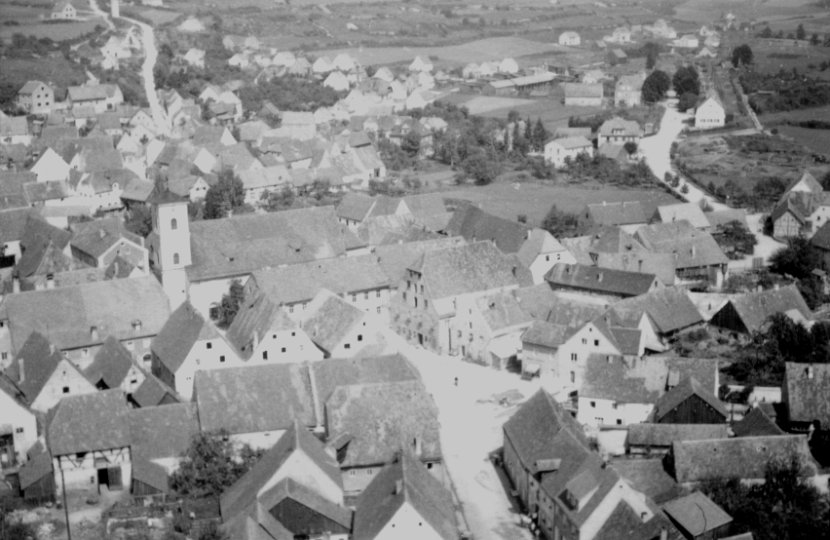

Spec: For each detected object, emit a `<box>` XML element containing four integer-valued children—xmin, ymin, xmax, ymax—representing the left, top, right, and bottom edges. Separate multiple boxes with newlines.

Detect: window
<box><xmin>376</xmin><ymin>290</ymin><xmax>381</xmax><ymax>298</ymax></box>
<box><xmin>414</xmin><ymin>298</ymin><xmax>418</xmax><ymax>308</ymax></box>
<box><xmin>364</xmin><ymin>292</ymin><xmax>369</xmax><ymax>300</ymax></box>
<box><xmin>581</xmin><ymin>338</ymin><xmax>587</xmax><ymax>345</ymax></box>
<box><xmin>171</xmin><ymin>218</ymin><xmax>178</xmax><ymax>230</ymax></box>
<box><xmin>351</xmin><ymin>294</ymin><xmax>357</xmax><ymax>302</ymax></box>
<box><xmin>545</xmin><ymin>255</ymin><xmax>550</xmax><ymax>261</ymax></box>
<box><xmin>291</xmin><ymin>331</ymin><xmax>295</xmax><ymax>337</ymax></box>
<box><xmin>344</xmin><ymin>343</ymin><xmax>351</xmax><ymax>349</ymax></box>
<box><xmin>594</xmin><ymin>339</ymin><xmax>599</xmax><ymax>347</ymax></box>
<box><xmin>219</xmin><ymin>355</ymin><xmax>226</xmax><ymax>363</ymax></box>
<box><xmin>281</xmin><ymin>347</ymin><xmax>286</xmax><ymax>353</ymax></box>
<box><xmin>616</xmin><ymin>419</ymin><xmax>622</xmax><ymax>425</ymax></box>
<box><xmin>424</xmin><ymin>299</ymin><xmax>428</xmax><ymax>309</ymax></box>
<box><xmin>15</xmin><ymin>427</ymin><xmax>24</xmax><ymax>434</ymax></box>
<box><xmin>377</xmin><ymin>307</ymin><xmax>381</xmax><ymax>314</ymax></box>
<box><xmin>289</xmin><ymin>305</ymin><xmax>294</xmax><ymax>313</ymax></box>
<box><xmin>173</xmin><ymin>253</ymin><xmax>180</xmax><ymax>265</ymax></box>
<box><xmin>206</xmin><ymin>342</ymin><xmax>212</xmax><ymax>349</ymax></box>
<box><xmin>570</xmin><ymin>371</ymin><xmax>575</xmax><ymax>383</ymax></box>
<box><xmin>590</xmin><ymin>401</ymin><xmax>596</xmax><ymax>408</ymax></box>
<box><xmin>570</xmin><ymin>353</ymin><xmax>577</xmax><ymax>361</ymax></box>
<box><xmin>357</xmin><ymin>334</ymin><xmax>363</xmax><ymax>342</ymax></box>
<box><xmin>62</xmin><ymin>386</ymin><xmax>70</xmax><ymax>394</ymax></box>
<box><xmin>262</xmin><ymin>351</ymin><xmax>268</xmax><ymax>360</ymax></box>
<box><xmin>1</xmin><ymin>352</ymin><xmax>6</xmax><ymax>361</ymax></box>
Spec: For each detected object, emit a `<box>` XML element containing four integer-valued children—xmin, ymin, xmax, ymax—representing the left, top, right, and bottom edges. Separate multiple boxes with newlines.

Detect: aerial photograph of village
<box><xmin>3</xmin><ymin>0</ymin><xmax>830</xmax><ymax>538</ymax></box>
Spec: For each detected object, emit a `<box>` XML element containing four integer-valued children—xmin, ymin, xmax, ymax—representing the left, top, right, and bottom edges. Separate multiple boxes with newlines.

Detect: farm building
<box><xmin>485</xmin><ymin>73</ymin><xmax>556</xmax><ymax>96</ymax></box>
<box><xmin>543</xmin><ymin>136</ymin><xmax>594</xmax><ymax>168</ymax></box>
<box><xmin>562</xmin><ymin>83</ymin><xmax>603</xmax><ymax>106</ymax></box>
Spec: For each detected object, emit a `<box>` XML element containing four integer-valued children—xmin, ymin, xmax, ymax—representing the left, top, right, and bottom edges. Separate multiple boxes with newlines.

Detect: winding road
<box><xmin>88</xmin><ymin>0</ymin><xmax>170</xmax><ymax>136</ymax></box>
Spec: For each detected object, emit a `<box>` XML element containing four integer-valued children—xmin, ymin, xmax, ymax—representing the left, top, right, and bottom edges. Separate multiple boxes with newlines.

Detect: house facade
<box><xmin>543</xmin><ymin>136</ymin><xmax>594</xmax><ymax>168</ymax></box>
<box><xmin>17</xmin><ymin>81</ymin><xmax>54</xmax><ymax>115</ymax></box>
<box><xmin>695</xmin><ymin>96</ymin><xmax>726</xmax><ymax>130</ymax></box>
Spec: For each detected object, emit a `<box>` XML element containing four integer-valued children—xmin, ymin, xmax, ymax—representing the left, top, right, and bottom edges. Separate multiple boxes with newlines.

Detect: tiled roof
<box><xmin>353</xmin><ymin>453</ymin><xmax>456</xmax><ymax>540</ymax></box>
<box><xmin>257</xmin><ymin>478</ymin><xmax>352</xmax><ymax>532</ymax></box>
<box><xmin>0</xmin><ymin>208</ymin><xmax>38</xmax><ymax>245</ymax></box>
<box><xmin>301</xmin><ymin>290</ymin><xmax>366</xmax><ymax>355</ymax></box>
<box><xmin>83</xmin><ymin>336</ymin><xmax>135</xmax><ymax>389</ymax></box>
<box><xmin>5</xmin><ymin>276</ymin><xmax>170</xmax><ymax>354</ymax></box>
<box><xmin>444</xmin><ymin>205</ymin><xmax>529</xmax><ymax>254</ymax></box>
<box><xmin>151</xmin><ymin>301</ymin><xmax>218</xmax><ymax>373</ymax></box>
<box><xmin>220</xmin><ymin>420</ymin><xmax>342</xmax><ymax>519</ymax></box>
<box><xmin>187</xmin><ymin>206</ymin><xmax>350</xmax><ymax>281</ymax></box>
<box><xmin>652</xmin><ymin>376</ymin><xmax>727</xmax><ymax>421</ymax></box>
<box><xmin>635</xmin><ymin>220</ymin><xmax>728</xmax><ymax>269</ymax></box>
<box><xmin>6</xmin><ymin>332</ymin><xmax>71</xmax><ymax>402</ymax></box>
<box><xmin>663</xmin><ymin>492</ymin><xmax>732</xmax><ymax>537</ymax></box>
<box><xmin>325</xmin><ymin>380</ymin><xmax>441</xmax><ymax>467</ymax></box>
<box><xmin>194</xmin><ymin>364</ymin><xmax>315</xmax><ymax>434</ymax></box>
<box><xmin>563</xmin><ymin>83</ymin><xmax>603</xmax><ymax>99</ymax></box>
<box><xmin>225</xmin><ymin>294</ymin><xmax>296</xmax><ymax>359</ymax></box>
<box><xmin>655</xmin><ymin>203</ymin><xmax>710</xmax><ymax>229</ymax></box>
<box><xmin>371</xmin><ymin>237</ymin><xmax>466</xmax><ymax>283</ymax></box>
<box><xmin>598</xmin><ymin>117</ymin><xmax>642</xmax><ymax>137</ymax></box>
<box><xmin>128</xmin><ymin>402</ymin><xmax>199</xmax><ymax>462</ymax></box>
<box><xmin>16</xmin><ymin>216</ymin><xmax>72</xmax><ymax>278</ymax></box>
<box><xmin>249</xmin><ymin>254</ymin><xmax>391</xmax><ymax>307</ymax></box>
<box><xmin>712</xmin><ymin>285</ymin><xmax>811</xmax><ymax>334</ymax></box>
<box><xmin>784</xmin><ymin>362</ymin><xmax>830</xmax><ymax>427</ymax></box>
<box><xmin>132</xmin><ymin>458</ymin><xmax>170</xmax><ymax>493</ymax></box>
<box><xmin>130</xmin><ymin>373</ymin><xmax>180</xmax><ymax>408</ymax></box>
<box><xmin>70</xmin><ymin>217</ymin><xmax>143</xmax><ymax>259</ymax></box>
<box><xmin>411</xmin><ymin>241</ymin><xmax>520</xmax><ymax>300</ymax></box>
<box><xmin>19</xmin><ymin>441</ymin><xmax>53</xmax><ymax>490</ymax></box>
<box><xmin>475</xmin><ymin>291</ymin><xmax>534</xmax><ymax>333</ymax></box>
<box><xmin>546</xmin><ymin>262</ymin><xmax>657</xmax><ymax>297</ymax></box>
<box><xmin>607</xmin><ymin>286</ymin><xmax>703</xmax><ymax>335</ymax></box>
<box><xmin>594</xmin><ymin>500</ymin><xmax>682</xmax><ymax>540</ymax></box>
<box><xmin>626</xmin><ymin>423</ymin><xmax>729</xmax><ymax>448</ymax></box>
<box><xmin>47</xmin><ymin>389</ymin><xmax>131</xmax><ymax>455</ymax></box>
<box><xmin>550</xmin><ymin>136</ymin><xmax>593</xmax><ymax>150</ymax></box>
<box><xmin>671</xmin><ymin>435</ymin><xmax>817</xmax><ymax>483</ymax></box>
<box><xmin>516</xmin><ymin>229</ymin><xmax>568</xmax><ymax>268</ymax></box>
<box><xmin>521</xmin><ymin>320</ymin><xmax>573</xmax><ymax>348</ymax></box>
<box><xmin>609</xmin><ymin>458</ymin><xmax>683</xmax><ymax>504</ymax></box>
<box><xmin>732</xmin><ymin>406</ymin><xmax>784</xmax><ymax>437</ymax></box>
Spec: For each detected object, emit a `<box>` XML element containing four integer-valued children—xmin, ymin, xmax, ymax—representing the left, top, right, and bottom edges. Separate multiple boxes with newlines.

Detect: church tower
<box><xmin>111</xmin><ymin>0</ymin><xmax>119</xmax><ymax>18</ymax></box>
<box><xmin>150</xmin><ymin>189</ymin><xmax>191</xmax><ymax>310</ymax></box>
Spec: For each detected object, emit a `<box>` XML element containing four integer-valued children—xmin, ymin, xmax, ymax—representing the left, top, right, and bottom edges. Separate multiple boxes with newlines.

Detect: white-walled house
<box><xmin>0</xmin><ymin>376</ymin><xmax>38</xmax><ymax>469</ymax></box>
<box><xmin>150</xmin><ymin>301</ymin><xmax>239</xmax><ymax>400</ymax></box>
<box><xmin>543</xmin><ymin>136</ymin><xmax>594</xmax><ymax>168</ymax></box>
<box><xmin>516</xmin><ymin>229</ymin><xmax>577</xmax><ymax>284</ymax></box>
<box><xmin>226</xmin><ymin>294</ymin><xmax>323</xmax><ymax>364</ymax></box>
<box><xmin>31</xmin><ymin>148</ymin><xmax>71</xmax><ymax>183</ymax></box>
<box><xmin>558</xmin><ymin>31</ymin><xmax>581</xmax><ymax>46</ymax></box>
<box><xmin>301</xmin><ymin>290</ymin><xmax>380</xmax><ymax>358</ymax></box>
<box><xmin>694</xmin><ymin>95</ymin><xmax>726</xmax><ymax>130</ymax></box>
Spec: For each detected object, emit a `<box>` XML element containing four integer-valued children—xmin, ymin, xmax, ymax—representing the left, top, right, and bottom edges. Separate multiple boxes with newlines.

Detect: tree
<box><xmin>170</xmin><ymin>430</ymin><xmax>264</xmax><ymax>498</ymax></box>
<box><xmin>821</xmin><ymin>170</ymin><xmax>830</xmax><ymax>191</ymax></box>
<box><xmin>198</xmin><ymin>522</ymin><xmax>228</xmax><ymax>540</ymax></box>
<box><xmin>702</xmin><ymin>458</ymin><xmax>830</xmax><ymax>540</ymax></box>
<box><xmin>760</xmin><ymin>25</ymin><xmax>773</xmax><ymax>38</ymax></box>
<box><xmin>672</xmin><ymin>65</ymin><xmax>700</xmax><ymax>95</ymax></box>
<box><xmin>215</xmin><ymin>279</ymin><xmax>245</xmax><ymax>329</ymax></box>
<box><xmin>769</xmin><ymin>237</ymin><xmax>822</xmax><ymax>280</ymax></box>
<box><xmin>812</xmin><ymin>33</ymin><xmax>821</xmax><ymax>46</ymax></box>
<box><xmin>204</xmin><ymin>170</ymin><xmax>245</xmax><ymax>219</ymax></box>
<box><xmin>460</xmin><ymin>151</ymin><xmax>501</xmax><ymax>185</ymax></box>
<box><xmin>642</xmin><ymin>70</ymin><xmax>671</xmax><ymax>103</ymax></box>
<box><xmin>400</xmin><ymin>130</ymin><xmax>421</xmax><ymax>158</ymax></box>
<box><xmin>678</xmin><ymin>91</ymin><xmax>699</xmax><ymax>112</ymax></box>
<box><xmin>732</xmin><ymin>44</ymin><xmax>754</xmax><ymax>67</ymax></box>
<box><xmin>125</xmin><ymin>205</ymin><xmax>154</xmax><ymax>237</ymax></box>
<box><xmin>623</xmin><ymin>141</ymin><xmax>638</xmax><ymax>156</ymax></box>
<box><xmin>531</xmin><ymin>118</ymin><xmax>549</xmax><ymax>151</ymax></box>
<box><xmin>797</xmin><ymin>24</ymin><xmax>806</xmax><ymax>41</ymax></box>
<box><xmin>542</xmin><ymin>206</ymin><xmax>583</xmax><ymax>238</ymax></box>
<box><xmin>643</xmin><ymin>41</ymin><xmax>660</xmax><ymax>70</ymax></box>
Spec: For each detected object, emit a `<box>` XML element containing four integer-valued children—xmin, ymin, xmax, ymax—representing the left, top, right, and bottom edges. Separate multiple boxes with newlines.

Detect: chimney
<box><xmin>18</xmin><ymin>358</ymin><xmax>24</xmax><ymax>383</ymax></box>
<box><xmin>638</xmin><ymin>259</ymin><xmax>643</xmax><ymax>272</ymax></box>
<box><xmin>394</xmin><ymin>479</ymin><xmax>403</xmax><ymax>495</ymax></box>
<box><xmin>12</xmin><ymin>275</ymin><xmax>20</xmax><ymax>293</ymax></box>
<box><xmin>90</xmin><ymin>326</ymin><xmax>99</xmax><ymax>341</ymax></box>
<box><xmin>132</xmin><ymin>319</ymin><xmax>142</xmax><ymax>333</ymax></box>
<box><xmin>414</xmin><ymin>436</ymin><xmax>422</xmax><ymax>457</ymax></box>
<box><xmin>46</xmin><ymin>274</ymin><xmax>55</xmax><ymax>289</ymax></box>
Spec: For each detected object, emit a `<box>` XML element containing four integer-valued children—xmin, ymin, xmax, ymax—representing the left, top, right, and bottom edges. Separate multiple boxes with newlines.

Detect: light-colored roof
<box><xmin>656</xmin><ymin>203</ymin><xmax>710</xmax><ymax>229</ymax></box>
<box><xmin>607</xmin><ymin>286</ymin><xmax>703</xmax><ymax>335</ymax></box>
<box><xmin>443</xmin><ymin>205</ymin><xmax>529</xmax><ymax>254</ymax></box>
<box><xmin>5</xmin><ymin>276</ymin><xmax>170</xmax><ymax>354</ymax></box>
<box><xmin>152</xmin><ymin>301</ymin><xmax>218</xmax><ymax>373</ymax></box>
<box><xmin>225</xmin><ymin>294</ymin><xmax>296</xmax><ymax>359</ymax></box>
<box><xmin>663</xmin><ymin>492</ymin><xmax>732</xmax><ymax>536</ymax></box>
<box><xmin>301</xmin><ymin>290</ymin><xmax>366</xmax><ymax>354</ymax></box>
<box><xmin>586</xmin><ymin>201</ymin><xmax>646</xmax><ymax>226</ymax></box>
<box><xmin>635</xmin><ymin>220</ymin><xmax>729</xmax><ymax>270</ymax></box>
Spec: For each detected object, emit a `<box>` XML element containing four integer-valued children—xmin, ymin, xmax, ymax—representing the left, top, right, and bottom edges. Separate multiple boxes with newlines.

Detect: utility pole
<box><xmin>60</xmin><ymin>465</ymin><xmax>72</xmax><ymax>540</ymax></box>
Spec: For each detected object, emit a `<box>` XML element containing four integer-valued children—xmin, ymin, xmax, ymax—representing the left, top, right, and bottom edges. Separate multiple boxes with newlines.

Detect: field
<box><xmin>673</xmin><ymin>0</ymin><xmax>819</xmax><ymax>26</ymax></box>
<box><xmin>1</xmin><ymin>57</ymin><xmax>87</xmax><ymax>93</ymax></box>
<box><xmin>776</xmin><ymin>125</ymin><xmax>830</xmax><ymax>156</ymax></box>
<box><xmin>123</xmin><ymin>6</ymin><xmax>182</xmax><ymax>26</ymax></box>
<box><xmin>312</xmin><ymin>37</ymin><xmax>568</xmax><ymax>67</ymax></box>
<box><xmin>0</xmin><ymin>18</ymin><xmax>104</xmax><ymax>42</ymax></box>
<box><xmin>439</xmin><ymin>182</ymin><xmax>678</xmax><ymax>227</ymax></box>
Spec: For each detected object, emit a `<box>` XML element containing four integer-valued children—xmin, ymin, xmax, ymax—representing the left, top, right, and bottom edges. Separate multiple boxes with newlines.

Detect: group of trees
<box><xmin>741</xmin><ymin>69</ymin><xmax>830</xmax><ymax>114</ymax></box>
<box><xmin>768</xmin><ymin>236</ymin><xmax>826</xmax><ymax>308</ymax></box>
<box><xmin>214</xmin><ymin>279</ymin><xmax>246</xmax><ymax>329</ymax></box>
<box><xmin>541</xmin><ymin>206</ymin><xmax>584</xmax><ymax>238</ymax></box>
<box><xmin>237</xmin><ymin>76</ymin><xmax>344</xmax><ymax>113</ymax></box>
<box><xmin>203</xmin><ymin>170</ymin><xmax>252</xmax><ymax>220</ymax></box>
<box><xmin>702</xmin><ymin>458</ymin><xmax>830</xmax><ymax>540</ymax></box>
<box><xmin>563</xmin><ymin>153</ymin><xmax>658</xmax><ymax>188</ymax></box>
<box><xmin>170</xmin><ymin>430</ymin><xmax>263</xmax><ymax>498</ymax></box>
<box><xmin>642</xmin><ymin>65</ymin><xmax>700</xmax><ymax>107</ymax></box>
<box><xmin>732</xmin><ymin>44</ymin><xmax>754</xmax><ymax>67</ymax></box>
<box><xmin>507</xmin><ymin>112</ymin><xmax>550</xmax><ymax>157</ymax></box>
<box><xmin>757</xmin><ymin>23</ymin><xmax>825</xmax><ymax>45</ymax></box>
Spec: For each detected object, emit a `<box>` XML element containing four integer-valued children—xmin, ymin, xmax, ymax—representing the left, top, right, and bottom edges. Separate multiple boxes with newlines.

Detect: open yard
<box><xmin>439</xmin><ymin>182</ymin><xmax>678</xmax><ymax>227</ymax></box>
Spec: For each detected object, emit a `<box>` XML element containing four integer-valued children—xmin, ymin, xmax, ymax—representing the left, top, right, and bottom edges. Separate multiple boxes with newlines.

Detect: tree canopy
<box><xmin>732</xmin><ymin>44</ymin><xmax>754</xmax><ymax>67</ymax></box>
<box><xmin>215</xmin><ymin>279</ymin><xmax>245</xmax><ymax>329</ymax></box>
<box><xmin>204</xmin><ymin>170</ymin><xmax>248</xmax><ymax>220</ymax></box>
<box><xmin>642</xmin><ymin>69</ymin><xmax>671</xmax><ymax>103</ymax></box>
<box><xmin>170</xmin><ymin>430</ymin><xmax>263</xmax><ymax>498</ymax></box>
<box><xmin>672</xmin><ymin>65</ymin><xmax>700</xmax><ymax>96</ymax></box>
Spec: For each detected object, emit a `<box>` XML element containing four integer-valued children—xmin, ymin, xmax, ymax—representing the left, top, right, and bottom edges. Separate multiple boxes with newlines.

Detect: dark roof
<box><xmin>16</xmin><ymin>216</ymin><xmax>72</xmax><ymax>278</ymax></box>
<box><xmin>46</xmin><ymin>389</ymin><xmax>131</xmax><ymax>455</ymax></box>
<box><xmin>132</xmin><ymin>458</ymin><xmax>170</xmax><ymax>493</ymax></box>
<box><xmin>635</xmin><ymin>220</ymin><xmax>729</xmax><ymax>270</ymax></box>
<box><xmin>195</xmin><ymin>364</ymin><xmax>315</xmax><ymax>434</ymax></box>
<box><xmin>325</xmin><ymin>381</ymin><xmax>441</xmax><ymax>467</ymax></box>
<box><xmin>609</xmin><ymin>459</ymin><xmax>683</xmax><ymax>504</ymax></box>
<box><xmin>220</xmin><ymin>420</ymin><xmax>342</xmax><ymax>519</ymax></box>
<box><xmin>607</xmin><ymin>287</ymin><xmax>703</xmax><ymax>335</ymax></box>
<box><xmin>663</xmin><ymin>491</ymin><xmax>732</xmax><ymax>537</ymax></box>
<box><xmin>546</xmin><ymin>263</ymin><xmax>657</xmax><ymax>298</ymax></box>
<box><xmin>6</xmin><ymin>332</ymin><xmax>70</xmax><ymax>402</ymax></box>
<box><xmin>257</xmin><ymin>478</ymin><xmax>352</xmax><ymax>532</ymax></box>
<box><xmin>444</xmin><ymin>205</ymin><xmax>529</xmax><ymax>254</ymax></box>
<box><xmin>353</xmin><ymin>453</ymin><xmax>456</xmax><ymax>540</ymax></box>
<box><xmin>732</xmin><ymin>406</ymin><xmax>785</xmax><ymax>437</ymax></box>
<box><xmin>712</xmin><ymin>285</ymin><xmax>812</xmax><ymax>334</ymax></box>
<box><xmin>187</xmin><ymin>206</ymin><xmax>350</xmax><ymax>282</ymax></box>
<box><xmin>594</xmin><ymin>500</ymin><xmax>682</xmax><ymax>540</ymax></box>
<box><xmin>627</xmin><ymin>423</ymin><xmax>729</xmax><ymax>448</ymax></box>
<box><xmin>225</xmin><ymin>294</ymin><xmax>296</xmax><ymax>359</ymax></box>
<box><xmin>784</xmin><ymin>362</ymin><xmax>830</xmax><ymax>427</ymax></box>
<box><xmin>130</xmin><ymin>373</ymin><xmax>180</xmax><ymax>407</ymax></box>
<box><xmin>83</xmin><ymin>336</ymin><xmax>135</xmax><ymax>389</ymax></box>
<box><xmin>585</xmin><ymin>201</ymin><xmax>646</xmax><ymax>226</ymax></box>
<box><xmin>128</xmin><ymin>402</ymin><xmax>199</xmax><ymax>462</ymax></box>
<box><xmin>19</xmin><ymin>441</ymin><xmax>53</xmax><ymax>490</ymax></box>
<box><xmin>671</xmin><ymin>435</ymin><xmax>817</xmax><ymax>483</ymax></box>
<box><xmin>503</xmin><ymin>390</ymin><xmax>588</xmax><ymax>472</ymax></box>
<box><xmin>653</xmin><ymin>376</ymin><xmax>727</xmax><ymax>421</ymax></box>
<box><xmin>152</xmin><ymin>301</ymin><xmax>218</xmax><ymax>373</ymax></box>
<box><xmin>0</xmin><ymin>208</ymin><xmax>38</xmax><ymax>244</ymax></box>
<box><xmin>301</xmin><ymin>291</ymin><xmax>366</xmax><ymax>355</ymax></box>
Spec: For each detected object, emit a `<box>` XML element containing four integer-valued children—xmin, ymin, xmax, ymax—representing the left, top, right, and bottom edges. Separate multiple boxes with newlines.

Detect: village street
<box><xmin>640</xmin><ymin>104</ymin><xmax>785</xmax><ymax>268</ymax></box>
<box><xmin>382</xmin><ymin>330</ymin><xmax>537</xmax><ymax>540</ymax></box>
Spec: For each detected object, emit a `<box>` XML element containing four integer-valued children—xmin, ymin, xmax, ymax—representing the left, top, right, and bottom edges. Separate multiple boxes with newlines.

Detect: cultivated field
<box><xmin>759</xmin><ymin>105</ymin><xmax>830</xmax><ymax>125</ymax></box>
<box><xmin>674</xmin><ymin>0</ymin><xmax>819</xmax><ymax>25</ymax></box>
<box><xmin>440</xmin><ymin>182</ymin><xmax>677</xmax><ymax>227</ymax></box>
<box><xmin>1</xmin><ymin>57</ymin><xmax>87</xmax><ymax>92</ymax></box>
<box><xmin>776</xmin><ymin>126</ymin><xmax>830</xmax><ymax>156</ymax></box>
<box><xmin>123</xmin><ymin>7</ymin><xmax>182</xmax><ymax>26</ymax></box>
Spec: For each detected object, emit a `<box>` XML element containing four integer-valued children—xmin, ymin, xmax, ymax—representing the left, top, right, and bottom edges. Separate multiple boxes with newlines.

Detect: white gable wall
<box><xmin>30</xmin><ymin>358</ymin><xmax>97</xmax><ymax>413</ymax></box>
<box><xmin>175</xmin><ymin>336</ymin><xmax>240</xmax><ymax>400</ymax></box>
<box><xmin>258</xmin><ymin>449</ymin><xmax>343</xmax><ymax>505</ymax></box>
<box><xmin>374</xmin><ymin>501</ymin><xmax>446</xmax><ymax>540</ymax></box>
<box><xmin>249</xmin><ymin>329</ymin><xmax>323</xmax><ymax>364</ymax></box>
<box><xmin>554</xmin><ymin>323</ymin><xmax>622</xmax><ymax>395</ymax></box>
<box><xmin>0</xmin><ymin>390</ymin><xmax>37</xmax><ymax>465</ymax></box>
